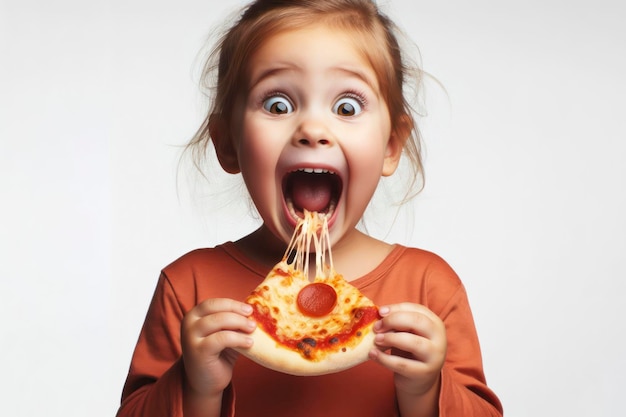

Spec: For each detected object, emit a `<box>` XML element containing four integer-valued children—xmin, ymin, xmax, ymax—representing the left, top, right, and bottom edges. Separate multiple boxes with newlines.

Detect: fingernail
<box><xmin>378</xmin><ymin>306</ymin><xmax>390</xmax><ymax>316</ymax></box>
<box><xmin>242</xmin><ymin>304</ymin><xmax>253</xmax><ymax>315</ymax></box>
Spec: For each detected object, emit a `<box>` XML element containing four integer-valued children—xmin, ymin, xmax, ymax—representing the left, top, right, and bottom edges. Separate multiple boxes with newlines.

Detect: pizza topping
<box><xmin>301</xmin><ymin>337</ymin><xmax>317</xmax><ymax>347</ymax></box>
<box><xmin>297</xmin><ymin>283</ymin><xmax>337</xmax><ymax>317</ymax></box>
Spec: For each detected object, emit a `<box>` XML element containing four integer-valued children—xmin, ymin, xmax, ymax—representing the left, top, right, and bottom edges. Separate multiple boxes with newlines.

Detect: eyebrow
<box><xmin>332</xmin><ymin>67</ymin><xmax>378</xmax><ymax>90</ymax></box>
<box><xmin>248</xmin><ymin>65</ymin><xmax>296</xmax><ymax>88</ymax></box>
<box><xmin>249</xmin><ymin>64</ymin><xmax>379</xmax><ymax>91</ymax></box>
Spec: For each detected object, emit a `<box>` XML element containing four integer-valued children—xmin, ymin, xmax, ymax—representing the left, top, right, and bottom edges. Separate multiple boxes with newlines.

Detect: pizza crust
<box><xmin>236</xmin><ymin>321</ymin><xmax>376</xmax><ymax>376</ymax></box>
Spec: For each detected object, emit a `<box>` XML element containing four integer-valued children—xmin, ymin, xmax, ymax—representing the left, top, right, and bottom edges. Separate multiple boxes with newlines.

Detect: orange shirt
<box><xmin>117</xmin><ymin>243</ymin><xmax>502</xmax><ymax>416</ymax></box>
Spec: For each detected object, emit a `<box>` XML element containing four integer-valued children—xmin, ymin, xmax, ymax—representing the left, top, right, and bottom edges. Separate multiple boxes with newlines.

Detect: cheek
<box><xmin>347</xmin><ymin>149</ymin><xmax>384</xmax><ymax>204</ymax></box>
<box><xmin>238</xmin><ymin>119</ymin><xmax>283</xmax><ymax>212</ymax></box>
<box><xmin>239</xmin><ymin>115</ymin><xmax>269</xmax><ymax>164</ymax></box>
<box><xmin>344</xmin><ymin>126</ymin><xmax>390</xmax><ymax>211</ymax></box>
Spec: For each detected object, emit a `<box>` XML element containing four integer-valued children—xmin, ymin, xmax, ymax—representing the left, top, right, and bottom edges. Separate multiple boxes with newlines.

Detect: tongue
<box><xmin>291</xmin><ymin>174</ymin><xmax>333</xmax><ymax>212</ymax></box>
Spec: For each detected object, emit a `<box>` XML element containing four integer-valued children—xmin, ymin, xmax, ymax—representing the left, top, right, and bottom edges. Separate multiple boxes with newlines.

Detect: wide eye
<box><xmin>263</xmin><ymin>95</ymin><xmax>294</xmax><ymax>114</ymax></box>
<box><xmin>332</xmin><ymin>97</ymin><xmax>363</xmax><ymax>116</ymax></box>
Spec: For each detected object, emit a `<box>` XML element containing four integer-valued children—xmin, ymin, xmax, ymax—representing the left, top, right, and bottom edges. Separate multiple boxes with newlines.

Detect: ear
<box><xmin>209</xmin><ymin>114</ymin><xmax>240</xmax><ymax>174</ymax></box>
<box><xmin>382</xmin><ymin>114</ymin><xmax>412</xmax><ymax>177</ymax></box>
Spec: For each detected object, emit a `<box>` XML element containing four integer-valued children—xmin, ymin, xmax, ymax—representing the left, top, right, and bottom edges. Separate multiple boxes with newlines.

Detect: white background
<box><xmin>1</xmin><ymin>0</ymin><xmax>625</xmax><ymax>416</ymax></box>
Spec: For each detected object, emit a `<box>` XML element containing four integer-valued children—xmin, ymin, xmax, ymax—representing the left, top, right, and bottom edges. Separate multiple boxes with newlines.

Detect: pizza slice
<box><xmin>236</xmin><ymin>211</ymin><xmax>380</xmax><ymax>376</ymax></box>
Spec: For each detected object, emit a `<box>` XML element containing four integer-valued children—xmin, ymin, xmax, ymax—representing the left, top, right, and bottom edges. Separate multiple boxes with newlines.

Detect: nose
<box><xmin>292</xmin><ymin>119</ymin><xmax>334</xmax><ymax>148</ymax></box>
<box><xmin>297</xmin><ymin>137</ymin><xmax>331</xmax><ymax>146</ymax></box>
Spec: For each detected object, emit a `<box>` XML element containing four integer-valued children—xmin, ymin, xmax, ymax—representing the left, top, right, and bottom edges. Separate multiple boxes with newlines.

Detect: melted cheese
<box><xmin>248</xmin><ymin>261</ymin><xmax>374</xmax><ymax>340</ymax></box>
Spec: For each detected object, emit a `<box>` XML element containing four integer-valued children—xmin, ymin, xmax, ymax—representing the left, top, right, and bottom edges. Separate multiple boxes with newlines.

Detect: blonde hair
<box><xmin>187</xmin><ymin>0</ymin><xmax>426</xmax><ymax>200</ymax></box>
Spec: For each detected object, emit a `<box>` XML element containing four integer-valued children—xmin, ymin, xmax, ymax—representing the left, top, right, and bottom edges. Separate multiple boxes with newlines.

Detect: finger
<box><xmin>378</xmin><ymin>303</ymin><xmax>445</xmax><ymax>334</ymax></box>
<box><xmin>205</xmin><ymin>329</ymin><xmax>255</xmax><ymax>351</ymax></box>
<box><xmin>375</xmin><ymin>331</ymin><xmax>433</xmax><ymax>363</ymax></box>
<box><xmin>375</xmin><ymin>310</ymin><xmax>438</xmax><ymax>339</ymax></box>
<box><xmin>191</xmin><ymin>311</ymin><xmax>257</xmax><ymax>338</ymax></box>
<box><xmin>379</xmin><ymin>303</ymin><xmax>441</xmax><ymax>323</ymax></box>
<box><xmin>369</xmin><ymin>347</ymin><xmax>431</xmax><ymax>378</ymax></box>
<box><xmin>190</xmin><ymin>329</ymin><xmax>255</xmax><ymax>358</ymax></box>
<box><xmin>192</xmin><ymin>298</ymin><xmax>253</xmax><ymax>318</ymax></box>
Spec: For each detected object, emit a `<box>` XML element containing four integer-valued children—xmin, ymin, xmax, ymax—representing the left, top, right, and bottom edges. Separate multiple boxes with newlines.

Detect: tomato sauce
<box><xmin>250</xmin><ymin>303</ymin><xmax>380</xmax><ymax>360</ymax></box>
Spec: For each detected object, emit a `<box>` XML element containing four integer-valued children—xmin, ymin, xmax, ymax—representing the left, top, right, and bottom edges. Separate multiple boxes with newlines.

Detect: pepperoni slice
<box><xmin>297</xmin><ymin>283</ymin><xmax>337</xmax><ymax>317</ymax></box>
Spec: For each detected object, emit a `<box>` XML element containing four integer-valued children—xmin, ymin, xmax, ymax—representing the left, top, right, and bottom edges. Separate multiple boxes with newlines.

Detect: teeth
<box><xmin>297</xmin><ymin>168</ymin><xmax>335</xmax><ymax>174</ymax></box>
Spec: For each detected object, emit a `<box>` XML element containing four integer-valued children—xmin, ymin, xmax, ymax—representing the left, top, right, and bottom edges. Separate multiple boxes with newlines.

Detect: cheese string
<box><xmin>282</xmin><ymin>211</ymin><xmax>333</xmax><ymax>282</ymax></box>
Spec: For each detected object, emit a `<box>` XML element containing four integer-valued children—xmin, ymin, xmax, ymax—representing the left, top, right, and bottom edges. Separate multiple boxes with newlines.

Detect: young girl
<box><xmin>117</xmin><ymin>1</ymin><xmax>502</xmax><ymax>416</ymax></box>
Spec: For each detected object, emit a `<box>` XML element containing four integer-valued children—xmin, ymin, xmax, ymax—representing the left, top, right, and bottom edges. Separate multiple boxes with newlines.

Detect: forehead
<box><xmin>245</xmin><ymin>23</ymin><xmax>381</xmax><ymax>89</ymax></box>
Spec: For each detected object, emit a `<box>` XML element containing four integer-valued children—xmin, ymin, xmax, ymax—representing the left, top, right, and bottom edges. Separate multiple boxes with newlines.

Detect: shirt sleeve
<box><xmin>116</xmin><ymin>273</ymin><xmax>235</xmax><ymax>417</ymax></box>
<box><xmin>435</xmin><ymin>283</ymin><xmax>503</xmax><ymax>416</ymax></box>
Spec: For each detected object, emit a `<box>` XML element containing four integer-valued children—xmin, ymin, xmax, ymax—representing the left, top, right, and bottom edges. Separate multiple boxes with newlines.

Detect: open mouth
<box><xmin>283</xmin><ymin>168</ymin><xmax>342</xmax><ymax>220</ymax></box>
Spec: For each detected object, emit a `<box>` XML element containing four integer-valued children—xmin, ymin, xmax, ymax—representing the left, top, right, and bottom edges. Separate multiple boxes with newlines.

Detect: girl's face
<box><xmin>233</xmin><ymin>24</ymin><xmax>401</xmax><ymax>247</ymax></box>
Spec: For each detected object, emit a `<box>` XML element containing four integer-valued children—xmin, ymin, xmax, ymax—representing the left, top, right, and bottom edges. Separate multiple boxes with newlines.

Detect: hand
<box><xmin>181</xmin><ymin>298</ymin><xmax>256</xmax><ymax>398</ymax></box>
<box><xmin>369</xmin><ymin>303</ymin><xmax>447</xmax><ymax>398</ymax></box>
